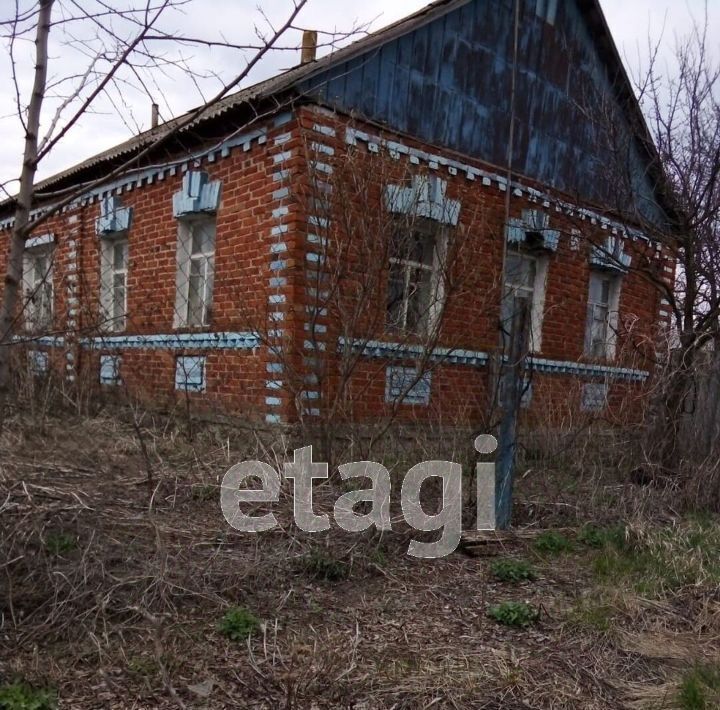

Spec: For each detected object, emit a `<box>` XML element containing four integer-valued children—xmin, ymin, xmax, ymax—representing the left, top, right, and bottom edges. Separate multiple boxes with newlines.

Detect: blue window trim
<box><xmin>175</xmin><ymin>355</ymin><xmax>206</xmax><ymax>393</ymax></box>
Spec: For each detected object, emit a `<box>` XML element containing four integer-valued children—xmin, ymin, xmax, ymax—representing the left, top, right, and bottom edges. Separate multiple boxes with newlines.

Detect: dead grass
<box><xmin>1</xmin><ymin>408</ymin><xmax>720</xmax><ymax>708</ymax></box>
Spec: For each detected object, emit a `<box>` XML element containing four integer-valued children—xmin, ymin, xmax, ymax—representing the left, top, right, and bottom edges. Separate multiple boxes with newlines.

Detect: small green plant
<box><xmin>301</xmin><ymin>549</ymin><xmax>349</xmax><ymax>582</ymax></box>
<box><xmin>678</xmin><ymin>665</ymin><xmax>720</xmax><ymax>709</ymax></box>
<box><xmin>491</xmin><ymin>559</ymin><xmax>537</xmax><ymax>584</ymax></box>
<box><xmin>578</xmin><ymin>524</ymin><xmax>627</xmax><ymax>549</ymax></box>
<box><xmin>0</xmin><ymin>682</ymin><xmax>57</xmax><ymax>710</ymax></box>
<box><xmin>591</xmin><ymin>520</ymin><xmax>720</xmax><ymax>596</ymax></box>
<box><xmin>127</xmin><ymin>655</ymin><xmax>158</xmax><ymax>677</ymax></box>
<box><xmin>218</xmin><ymin>606</ymin><xmax>260</xmax><ymax>641</ymax></box>
<box><xmin>43</xmin><ymin>532</ymin><xmax>76</xmax><ymax>556</ymax></box>
<box><xmin>487</xmin><ymin>601</ymin><xmax>540</xmax><ymax>628</ymax></box>
<box><xmin>368</xmin><ymin>548</ymin><xmax>387</xmax><ymax>567</ymax></box>
<box><xmin>577</xmin><ymin>525</ymin><xmax>605</xmax><ymax>548</ymax></box>
<box><xmin>534</xmin><ymin>530</ymin><xmax>573</xmax><ymax>554</ymax></box>
<box><xmin>567</xmin><ymin>598</ymin><xmax>613</xmax><ymax>632</ymax></box>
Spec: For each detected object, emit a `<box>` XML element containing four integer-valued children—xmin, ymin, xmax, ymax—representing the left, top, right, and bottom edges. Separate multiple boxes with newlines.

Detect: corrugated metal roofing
<box><xmin>31</xmin><ymin>0</ymin><xmax>464</xmax><ymax>194</ymax></box>
<box><xmin>25</xmin><ymin>0</ymin><xmax>666</xmax><ymax>219</ymax></box>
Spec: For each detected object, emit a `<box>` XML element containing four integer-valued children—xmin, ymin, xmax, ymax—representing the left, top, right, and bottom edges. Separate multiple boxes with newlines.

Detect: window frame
<box><xmin>501</xmin><ymin>250</ymin><xmax>549</xmax><ymax>355</ymax></box>
<box><xmin>386</xmin><ymin>220</ymin><xmax>446</xmax><ymax>337</ymax></box>
<box><xmin>175</xmin><ymin>355</ymin><xmax>207</xmax><ymax>393</ymax></box>
<box><xmin>174</xmin><ymin>216</ymin><xmax>216</xmax><ymax>329</ymax></box>
<box><xmin>100</xmin><ymin>234</ymin><xmax>129</xmax><ymax>332</ymax></box>
<box><xmin>584</xmin><ymin>271</ymin><xmax>622</xmax><ymax>361</ymax></box>
<box><xmin>23</xmin><ymin>244</ymin><xmax>54</xmax><ymax>333</ymax></box>
<box><xmin>99</xmin><ymin>354</ymin><xmax>122</xmax><ymax>386</ymax></box>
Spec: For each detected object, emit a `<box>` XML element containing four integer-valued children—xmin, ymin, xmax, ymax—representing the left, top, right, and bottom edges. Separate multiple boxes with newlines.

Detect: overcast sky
<box><xmin>0</xmin><ymin>0</ymin><xmax>716</xmax><ymax>191</ymax></box>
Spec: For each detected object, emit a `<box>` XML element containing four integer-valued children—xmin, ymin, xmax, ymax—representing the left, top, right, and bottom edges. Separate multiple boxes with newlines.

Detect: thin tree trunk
<box><xmin>0</xmin><ymin>0</ymin><xmax>54</xmax><ymax>403</ymax></box>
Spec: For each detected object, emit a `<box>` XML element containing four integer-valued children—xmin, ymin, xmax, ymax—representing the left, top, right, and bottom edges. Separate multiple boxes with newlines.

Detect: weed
<box><xmin>578</xmin><ymin>524</ymin><xmax>626</xmax><ymax>549</ymax></box>
<box><xmin>487</xmin><ymin>601</ymin><xmax>540</xmax><ymax>628</ymax></box>
<box><xmin>678</xmin><ymin>665</ymin><xmax>720</xmax><ymax>709</ymax></box>
<box><xmin>567</xmin><ymin>598</ymin><xmax>613</xmax><ymax>632</ymax></box>
<box><xmin>491</xmin><ymin>559</ymin><xmax>537</xmax><ymax>584</ymax></box>
<box><xmin>534</xmin><ymin>530</ymin><xmax>573</xmax><ymax>555</ymax></box>
<box><xmin>127</xmin><ymin>655</ymin><xmax>158</xmax><ymax>677</ymax></box>
<box><xmin>368</xmin><ymin>548</ymin><xmax>387</xmax><ymax>567</ymax></box>
<box><xmin>300</xmin><ymin>549</ymin><xmax>349</xmax><ymax>582</ymax></box>
<box><xmin>0</xmin><ymin>682</ymin><xmax>56</xmax><ymax>710</ymax></box>
<box><xmin>592</xmin><ymin>520</ymin><xmax>720</xmax><ymax>596</ymax></box>
<box><xmin>43</xmin><ymin>532</ymin><xmax>76</xmax><ymax>556</ymax></box>
<box><xmin>218</xmin><ymin>606</ymin><xmax>260</xmax><ymax>641</ymax></box>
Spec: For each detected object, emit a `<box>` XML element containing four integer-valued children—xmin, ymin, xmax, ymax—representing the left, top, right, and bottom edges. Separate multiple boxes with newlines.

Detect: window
<box><xmin>100</xmin><ymin>237</ymin><xmax>128</xmax><ymax>331</ymax></box>
<box><xmin>28</xmin><ymin>350</ymin><xmax>49</xmax><ymax>375</ymax></box>
<box><xmin>175</xmin><ymin>355</ymin><xmax>206</xmax><ymax>392</ymax></box>
<box><xmin>501</xmin><ymin>252</ymin><xmax>547</xmax><ymax>355</ymax></box>
<box><xmin>23</xmin><ymin>245</ymin><xmax>54</xmax><ymax>332</ymax></box>
<box><xmin>387</xmin><ymin>224</ymin><xmax>443</xmax><ymax>335</ymax></box>
<box><xmin>174</xmin><ymin>218</ymin><xmax>215</xmax><ymax>328</ymax></box>
<box><xmin>385</xmin><ymin>366</ymin><xmax>432</xmax><ymax>405</ymax></box>
<box><xmin>585</xmin><ymin>273</ymin><xmax>621</xmax><ymax>359</ymax></box>
<box><xmin>100</xmin><ymin>355</ymin><xmax>122</xmax><ymax>386</ymax></box>
<box><xmin>582</xmin><ymin>383</ymin><xmax>608</xmax><ymax>412</ymax></box>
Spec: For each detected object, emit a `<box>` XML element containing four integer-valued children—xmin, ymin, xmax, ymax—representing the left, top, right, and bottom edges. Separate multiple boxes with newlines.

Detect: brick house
<box><xmin>0</xmin><ymin>0</ymin><xmax>675</xmax><ymax>429</ymax></box>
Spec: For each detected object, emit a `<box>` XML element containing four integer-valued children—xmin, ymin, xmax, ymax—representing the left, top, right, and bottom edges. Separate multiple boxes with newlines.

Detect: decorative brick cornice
<box><xmin>338</xmin><ymin>337</ymin><xmax>649</xmax><ymax>381</ymax></box>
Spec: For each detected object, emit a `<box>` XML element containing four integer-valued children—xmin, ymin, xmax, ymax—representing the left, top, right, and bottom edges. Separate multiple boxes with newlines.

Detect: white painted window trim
<box><xmin>504</xmin><ymin>252</ymin><xmax>548</xmax><ymax>354</ymax></box>
<box><xmin>175</xmin><ymin>355</ymin><xmax>207</xmax><ymax>392</ymax></box>
<box><xmin>174</xmin><ymin>217</ymin><xmax>216</xmax><ymax>329</ymax></box>
<box><xmin>99</xmin><ymin>354</ymin><xmax>122</xmax><ymax>385</ymax></box>
<box><xmin>388</xmin><ymin>226</ymin><xmax>448</xmax><ymax>337</ymax></box>
<box><xmin>22</xmin><ymin>243</ymin><xmax>54</xmax><ymax>333</ymax></box>
<box><xmin>99</xmin><ymin>234</ymin><xmax>128</xmax><ymax>332</ymax></box>
<box><xmin>585</xmin><ymin>272</ymin><xmax>622</xmax><ymax>361</ymax></box>
<box><xmin>529</xmin><ymin>255</ymin><xmax>548</xmax><ymax>353</ymax></box>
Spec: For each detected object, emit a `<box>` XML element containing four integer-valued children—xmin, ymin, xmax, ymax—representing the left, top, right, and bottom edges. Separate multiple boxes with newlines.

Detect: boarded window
<box><xmin>582</xmin><ymin>383</ymin><xmax>608</xmax><ymax>411</ymax></box>
<box><xmin>175</xmin><ymin>356</ymin><xmax>206</xmax><ymax>392</ymax></box>
<box><xmin>385</xmin><ymin>366</ymin><xmax>432</xmax><ymax>405</ymax></box>
<box><xmin>100</xmin><ymin>355</ymin><xmax>122</xmax><ymax>386</ymax></box>
<box><xmin>28</xmin><ymin>350</ymin><xmax>49</xmax><ymax>375</ymax></box>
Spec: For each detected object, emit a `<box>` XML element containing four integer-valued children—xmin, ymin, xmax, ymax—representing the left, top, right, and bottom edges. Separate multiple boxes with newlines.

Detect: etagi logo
<box><xmin>221</xmin><ymin>435</ymin><xmax>497</xmax><ymax>559</ymax></box>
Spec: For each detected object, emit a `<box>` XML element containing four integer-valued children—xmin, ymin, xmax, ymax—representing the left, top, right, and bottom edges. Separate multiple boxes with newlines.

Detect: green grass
<box><xmin>534</xmin><ymin>530</ymin><xmax>573</xmax><ymax>555</ymax></box>
<box><xmin>577</xmin><ymin>524</ymin><xmax>625</xmax><ymax>549</ymax></box>
<box><xmin>300</xmin><ymin>549</ymin><xmax>349</xmax><ymax>582</ymax></box>
<box><xmin>491</xmin><ymin>559</ymin><xmax>537</xmax><ymax>584</ymax></box>
<box><xmin>487</xmin><ymin>601</ymin><xmax>540</xmax><ymax>628</ymax></box>
<box><xmin>0</xmin><ymin>683</ymin><xmax>56</xmax><ymax>710</ymax></box>
<box><xmin>218</xmin><ymin>606</ymin><xmax>261</xmax><ymax>642</ymax></box>
<box><xmin>567</xmin><ymin>598</ymin><xmax>614</xmax><ymax>633</ymax></box>
<box><xmin>678</xmin><ymin>665</ymin><xmax>720</xmax><ymax>709</ymax></box>
<box><xmin>43</xmin><ymin>532</ymin><xmax>76</xmax><ymax>556</ymax></box>
<box><xmin>592</xmin><ymin>520</ymin><xmax>720</xmax><ymax>597</ymax></box>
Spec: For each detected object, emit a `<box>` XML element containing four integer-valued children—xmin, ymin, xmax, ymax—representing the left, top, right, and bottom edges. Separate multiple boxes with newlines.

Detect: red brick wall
<box><xmin>0</xmin><ymin>104</ymin><xmax>673</xmax><ymax>427</ymax></box>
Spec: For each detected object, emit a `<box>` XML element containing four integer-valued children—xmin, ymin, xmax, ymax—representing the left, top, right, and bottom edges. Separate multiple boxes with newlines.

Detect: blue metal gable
<box><xmin>299</xmin><ymin>0</ymin><xmax>664</xmax><ymax>223</ymax></box>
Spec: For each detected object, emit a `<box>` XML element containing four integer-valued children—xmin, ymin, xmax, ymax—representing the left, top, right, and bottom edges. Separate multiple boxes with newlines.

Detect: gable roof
<box><xmin>19</xmin><ymin>0</ymin><xmax>671</xmax><ymax>224</ymax></box>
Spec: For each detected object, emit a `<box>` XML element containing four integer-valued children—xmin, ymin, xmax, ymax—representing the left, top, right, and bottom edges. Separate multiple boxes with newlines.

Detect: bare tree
<box><xmin>583</xmin><ymin>11</ymin><xmax>720</xmax><ymax>478</ymax></box>
<box><xmin>637</xmin><ymin>17</ymin><xmax>720</xmax><ymax>474</ymax></box>
<box><xmin>0</xmin><ymin>0</ymin><xmax>364</xmax><ymax>409</ymax></box>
